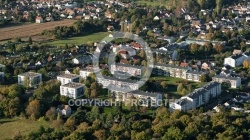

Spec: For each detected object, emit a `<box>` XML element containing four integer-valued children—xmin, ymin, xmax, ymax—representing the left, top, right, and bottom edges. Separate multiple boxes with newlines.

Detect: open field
<box><xmin>0</xmin><ymin>118</ymin><xmax>49</xmax><ymax>139</ymax></box>
<box><xmin>46</xmin><ymin>32</ymin><xmax>110</xmax><ymax>46</ymax></box>
<box><xmin>136</xmin><ymin>0</ymin><xmax>168</xmax><ymax>7</ymax></box>
<box><xmin>0</xmin><ymin>19</ymin><xmax>75</xmax><ymax>41</ymax></box>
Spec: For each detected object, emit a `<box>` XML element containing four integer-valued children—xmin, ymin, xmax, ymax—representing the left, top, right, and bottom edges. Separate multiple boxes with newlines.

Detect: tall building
<box><xmin>60</xmin><ymin>82</ymin><xmax>85</xmax><ymax>99</ymax></box>
<box><xmin>57</xmin><ymin>74</ymin><xmax>80</xmax><ymax>85</ymax></box>
<box><xmin>18</xmin><ymin>72</ymin><xmax>42</xmax><ymax>88</ymax></box>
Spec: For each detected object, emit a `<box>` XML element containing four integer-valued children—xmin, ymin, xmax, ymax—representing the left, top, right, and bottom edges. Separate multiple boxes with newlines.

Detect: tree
<box><xmin>28</xmin><ymin>37</ymin><xmax>33</xmax><ymax>44</ymax></box>
<box><xmin>161</xmin><ymin>81</ymin><xmax>167</xmax><ymax>89</ymax></box>
<box><xmin>216</xmin><ymin>0</ymin><xmax>223</xmax><ymax>14</ymax></box>
<box><xmin>190</xmin><ymin>44</ymin><xmax>199</xmax><ymax>54</ymax></box>
<box><xmin>26</xmin><ymin>100</ymin><xmax>42</xmax><ymax>120</ymax></box>
<box><xmin>93</xmin><ymin>129</ymin><xmax>106</xmax><ymax>140</ymax></box>
<box><xmin>23</xmin><ymin>76</ymin><xmax>30</xmax><ymax>88</ymax></box>
<box><xmin>181</xmin><ymin>88</ymin><xmax>188</xmax><ymax>95</ymax></box>
<box><xmin>46</xmin><ymin>107</ymin><xmax>57</xmax><ymax>121</ymax></box>
<box><xmin>214</xmin><ymin>44</ymin><xmax>224</xmax><ymax>53</ymax></box>
<box><xmin>199</xmin><ymin>74</ymin><xmax>209</xmax><ymax>82</ymax></box>
<box><xmin>162</xmin><ymin>126</ymin><xmax>185</xmax><ymax>140</ymax></box>
<box><xmin>243</xmin><ymin>60</ymin><xmax>250</xmax><ymax>69</ymax></box>
<box><xmin>177</xmin><ymin>83</ymin><xmax>185</xmax><ymax>93</ymax></box>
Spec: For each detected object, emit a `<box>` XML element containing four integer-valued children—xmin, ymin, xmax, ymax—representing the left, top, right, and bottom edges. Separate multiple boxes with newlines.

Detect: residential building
<box><xmin>57</xmin><ymin>105</ymin><xmax>72</xmax><ymax>117</ymax></box>
<box><xmin>212</xmin><ymin>75</ymin><xmax>241</xmax><ymax>88</ymax></box>
<box><xmin>97</xmin><ymin>76</ymin><xmax>141</xmax><ymax>91</ymax></box>
<box><xmin>170</xmin><ymin>81</ymin><xmax>221</xmax><ymax>112</ymax></box>
<box><xmin>0</xmin><ymin>72</ymin><xmax>4</xmax><ymax>84</ymax></box>
<box><xmin>18</xmin><ymin>72</ymin><xmax>42</xmax><ymax>87</ymax></box>
<box><xmin>36</xmin><ymin>16</ymin><xmax>44</xmax><ymax>23</ymax></box>
<box><xmin>115</xmin><ymin>90</ymin><xmax>162</xmax><ymax>107</ymax></box>
<box><xmin>185</xmin><ymin>38</ymin><xmax>226</xmax><ymax>46</ymax></box>
<box><xmin>185</xmin><ymin>71</ymin><xmax>203</xmax><ymax>82</ymax></box>
<box><xmin>79</xmin><ymin>68</ymin><xmax>93</xmax><ymax>79</ymax></box>
<box><xmin>72</xmin><ymin>55</ymin><xmax>92</xmax><ymax>65</ymax></box>
<box><xmin>60</xmin><ymin>82</ymin><xmax>85</xmax><ymax>99</ymax></box>
<box><xmin>57</xmin><ymin>74</ymin><xmax>80</xmax><ymax>85</ymax></box>
<box><xmin>224</xmin><ymin>54</ymin><xmax>245</xmax><ymax>67</ymax></box>
<box><xmin>110</xmin><ymin>63</ymin><xmax>144</xmax><ymax>77</ymax></box>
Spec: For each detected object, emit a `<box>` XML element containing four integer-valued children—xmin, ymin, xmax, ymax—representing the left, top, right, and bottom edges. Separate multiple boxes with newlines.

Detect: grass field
<box><xmin>46</xmin><ymin>32</ymin><xmax>110</xmax><ymax>46</ymax></box>
<box><xmin>0</xmin><ymin>118</ymin><xmax>49</xmax><ymax>139</ymax></box>
<box><xmin>0</xmin><ymin>19</ymin><xmax>75</xmax><ymax>41</ymax></box>
<box><xmin>136</xmin><ymin>0</ymin><xmax>168</xmax><ymax>7</ymax></box>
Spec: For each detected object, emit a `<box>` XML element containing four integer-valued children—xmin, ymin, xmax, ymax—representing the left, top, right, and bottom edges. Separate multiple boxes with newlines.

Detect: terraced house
<box><xmin>170</xmin><ymin>81</ymin><xmax>221</xmax><ymax>112</ymax></box>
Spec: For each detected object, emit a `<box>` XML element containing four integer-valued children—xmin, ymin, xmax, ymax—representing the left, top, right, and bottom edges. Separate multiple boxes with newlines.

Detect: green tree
<box><xmin>161</xmin><ymin>81</ymin><xmax>167</xmax><ymax>89</ymax></box>
<box><xmin>177</xmin><ymin>83</ymin><xmax>184</xmax><ymax>93</ymax></box>
<box><xmin>26</xmin><ymin>100</ymin><xmax>42</xmax><ymax>120</ymax></box>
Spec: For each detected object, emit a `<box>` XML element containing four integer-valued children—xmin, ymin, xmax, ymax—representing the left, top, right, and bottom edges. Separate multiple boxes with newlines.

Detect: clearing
<box><xmin>45</xmin><ymin>32</ymin><xmax>110</xmax><ymax>46</ymax></box>
<box><xmin>0</xmin><ymin>118</ymin><xmax>49</xmax><ymax>139</ymax></box>
<box><xmin>136</xmin><ymin>0</ymin><xmax>168</xmax><ymax>7</ymax></box>
<box><xmin>0</xmin><ymin>19</ymin><xmax>75</xmax><ymax>41</ymax></box>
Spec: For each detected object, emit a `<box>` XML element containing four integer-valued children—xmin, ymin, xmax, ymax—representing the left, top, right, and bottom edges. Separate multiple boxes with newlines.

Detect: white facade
<box><xmin>110</xmin><ymin>63</ymin><xmax>143</xmax><ymax>77</ymax></box>
<box><xmin>170</xmin><ymin>82</ymin><xmax>221</xmax><ymax>112</ymax></box>
<box><xmin>60</xmin><ymin>82</ymin><xmax>85</xmax><ymax>99</ymax></box>
<box><xmin>79</xmin><ymin>69</ymin><xmax>93</xmax><ymax>79</ymax></box>
<box><xmin>212</xmin><ymin>75</ymin><xmax>241</xmax><ymax>88</ymax></box>
<box><xmin>224</xmin><ymin>54</ymin><xmax>245</xmax><ymax>67</ymax></box>
<box><xmin>57</xmin><ymin>74</ymin><xmax>80</xmax><ymax>85</ymax></box>
<box><xmin>18</xmin><ymin>72</ymin><xmax>42</xmax><ymax>88</ymax></box>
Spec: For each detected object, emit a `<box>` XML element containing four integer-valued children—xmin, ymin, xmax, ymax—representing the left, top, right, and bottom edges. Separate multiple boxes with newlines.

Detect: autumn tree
<box><xmin>243</xmin><ymin>60</ymin><xmax>250</xmax><ymax>69</ymax></box>
<box><xmin>177</xmin><ymin>83</ymin><xmax>184</xmax><ymax>93</ymax></box>
<box><xmin>214</xmin><ymin>44</ymin><xmax>224</xmax><ymax>53</ymax></box>
<box><xmin>26</xmin><ymin>100</ymin><xmax>42</xmax><ymax>120</ymax></box>
<box><xmin>161</xmin><ymin>81</ymin><xmax>167</xmax><ymax>89</ymax></box>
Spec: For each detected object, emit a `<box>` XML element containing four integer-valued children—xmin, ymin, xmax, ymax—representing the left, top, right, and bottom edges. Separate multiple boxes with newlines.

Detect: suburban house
<box><xmin>18</xmin><ymin>72</ymin><xmax>42</xmax><ymax>88</ymax></box>
<box><xmin>224</xmin><ymin>54</ymin><xmax>245</xmax><ymax>67</ymax></box>
<box><xmin>35</xmin><ymin>16</ymin><xmax>44</xmax><ymax>23</ymax></box>
<box><xmin>57</xmin><ymin>105</ymin><xmax>72</xmax><ymax>117</ymax></box>
<box><xmin>97</xmin><ymin>76</ymin><xmax>141</xmax><ymax>91</ymax></box>
<box><xmin>157</xmin><ymin>36</ymin><xmax>175</xmax><ymax>44</ymax></box>
<box><xmin>60</xmin><ymin>82</ymin><xmax>85</xmax><ymax>99</ymax></box>
<box><xmin>170</xmin><ymin>81</ymin><xmax>221</xmax><ymax>112</ymax></box>
<box><xmin>110</xmin><ymin>63</ymin><xmax>144</xmax><ymax>77</ymax></box>
<box><xmin>212</xmin><ymin>75</ymin><xmax>241</xmax><ymax>88</ymax></box>
<box><xmin>115</xmin><ymin>90</ymin><xmax>163</xmax><ymax>107</ymax></box>
<box><xmin>57</xmin><ymin>74</ymin><xmax>80</xmax><ymax>85</ymax></box>
<box><xmin>0</xmin><ymin>72</ymin><xmax>4</xmax><ymax>84</ymax></box>
<box><xmin>72</xmin><ymin>55</ymin><xmax>92</xmax><ymax>65</ymax></box>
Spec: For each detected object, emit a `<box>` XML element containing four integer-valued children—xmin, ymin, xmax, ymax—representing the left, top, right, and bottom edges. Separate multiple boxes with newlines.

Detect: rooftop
<box><xmin>57</xmin><ymin>73</ymin><xmax>80</xmax><ymax>79</ymax></box>
<box><xmin>111</xmin><ymin>63</ymin><xmax>143</xmax><ymax>69</ymax></box>
<box><xmin>61</xmin><ymin>82</ymin><xmax>84</xmax><ymax>88</ymax></box>
<box><xmin>18</xmin><ymin>72</ymin><xmax>41</xmax><ymax>77</ymax></box>
<box><xmin>213</xmin><ymin>75</ymin><xmax>241</xmax><ymax>80</ymax></box>
<box><xmin>129</xmin><ymin>90</ymin><xmax>161</xmax><ymax>97</ymax></box>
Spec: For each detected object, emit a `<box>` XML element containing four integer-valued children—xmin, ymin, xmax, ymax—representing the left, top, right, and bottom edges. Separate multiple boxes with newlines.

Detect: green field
<box><xmin>136</xmin><ymin>0</ymin><xmax>168</xmax><ymax>7</ymax></box>
<box><xmin>0</xmin><ymin>118</ymin><xmax>49</xmax><ymax>139</ymax></box>
<box><xmin>46</xmin><ymin>32</ymin><xmax>110</xmax><ymax>46</ymax></box>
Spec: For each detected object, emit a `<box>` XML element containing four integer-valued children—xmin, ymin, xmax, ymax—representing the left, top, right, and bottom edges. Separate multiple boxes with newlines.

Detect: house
<box><xmin>233</xmin><ymin>49</ymin><xmax>242</xmax><ymax>55</ymax></box>
<box><xmin>0</xmin><ymin>72</ymin><xmax>4</xmax><ymax>84</ymax></box>
<box><xmin>18</xmin><ymin>72</ymin><xmax>42</xmax><ymax>88</ymax></box>
<box><xmin>157</xmin><ymin>36</ymin><xmax>175</xmax><ymax>44</ymax></box>
<box><xmin>60</xmin><ymin>82</ymin><xmax>85</xmax><ymax>99</ymax></box>
<box><xmin>130</xmin><ymin>42</ymin><xmax>143</xmax><ymax>50</ymax></box>
<box><xmin>153</xmin><ymin>16</ymin><xmax>160</xmax><ymax>21</ymax></box>
<box><xmin>224</xmin><ymin>100</ymin><xmax>235</xmax><ymax>108</ymax></box>
<box><xmin>107</xmin><ymin>25</ymin><xmax>114</xmax><ymax>31</ymax></box>
<box><xmin>212</xmin><ymin>75</ymin><xmax>241</xmax><ymax>88</ymax></box>
<box><xmin>170</xmin><ymin>81</ymin><xmax>221</xmax><ymax>112</ymax></box>
<box><xmin>201</xmin><ymin>62</ymin><xmax>214</xmax><ymax>70</ymax></box>
<box><xmin>57</xmin><ymin>105</ymin><xmax>71</xmax><ymax>117</ymax></box>
<box><xmin>45</xmin><ymin>16</ymin><xmax>54</xmax><ymax>22</ymax></box>
<box><xmin>224</xmin><ymin>54</ymin><xmax>245</xmax><ymax>67</ymax></box>
<box><xmin>72</xmin><ymin>55</ymin><xmax>92</xmax><ymax>65</ymax></box>
<box><xmin>36</xmin><ymin>16</ymin><xmax>44</xmax><ymax>23</ymax></box>
<box><xmin>57</xmin><ymin>74</ymin><xmax>80</xmax><ymax>85</ymax></box>
<box><xmin>110</xmin><ymin>63</ymin><xmax>144</xmax><ymax>77</ymax></box>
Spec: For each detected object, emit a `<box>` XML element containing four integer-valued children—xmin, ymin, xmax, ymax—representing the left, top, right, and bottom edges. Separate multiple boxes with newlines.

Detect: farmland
<box><xmin>0</xmin><ymin>19</ymin><xmax>75</xmax><ymax>41</ymax></box>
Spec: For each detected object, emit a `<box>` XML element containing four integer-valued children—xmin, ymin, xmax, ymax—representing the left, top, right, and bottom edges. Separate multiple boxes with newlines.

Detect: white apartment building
<box><xmin>80</xmin><ymin>68</ymin><xmax>93</xmax><ymax>79</ymax></box>
<box><xmin>170</xmin><ymin>81</ymin><xmax>221</xmax><ymax>112</ymax></box>
<box><xmin>224</xmin><ymin>54</ymin><xmax>245</xmax><ymax>67</ymax></box>
<box><xmin>18</xmin><ymin>72</ymin><xmax>42</xmax><ymax>88</ymax></box>
<box><xmin>110</xmin><ymin>63</ymin><xmax>143</xmax><ymax>77</ymax></box>
<box><xmin>97</xmin><ymin>76</ymin><xmax>141</xmax><ymax>91</ymax></box>
<box><xmin>57</xmin><ymin>74</ymin><xmax>80</xmax><ymax>85</ymax></box>
<box><xmin>0</xmin><ymin>72</ymin><xmax>4</xmax><ymax>84</ymax></box>
<box><xmin>212</xmin><ymin>75</ymin><xmax>241</xmax><ymax>88</ymax></box>
<box><xmin>60</xmin><ymin>82</ymin><xmax>85</xmax><ymax>99</ymax></box>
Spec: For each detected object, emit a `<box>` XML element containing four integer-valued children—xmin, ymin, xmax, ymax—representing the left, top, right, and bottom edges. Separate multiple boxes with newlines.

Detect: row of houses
<box><xmin>170</xmin><ymin>81</ymin><xmax>222</xmax><ymax>112</ymax></box>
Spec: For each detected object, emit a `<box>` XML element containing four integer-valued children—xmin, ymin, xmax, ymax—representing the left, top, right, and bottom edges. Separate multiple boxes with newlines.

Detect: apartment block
<box><xmin>110</xmin><ymin>63</ymin><xmax>143</xmax><ymax>77</ymax></box>
<box><xmin>212</xmin><ymin>75</ymin><xmax>241</xmax><ymax>88</ymax></box>
<box><xmin>18</xmin><ymin>72</ymin><xmax>42</xmax><ymax>88</ymax></box>
<box><xmin>60</xmin><ymin>82</ymin><xmax>85</xmax><ymax>99</ymax></box>
<box><xmin>57</xmin><ymin>74</ymin><xmax>80</xmax><ymax>85</ymax></box>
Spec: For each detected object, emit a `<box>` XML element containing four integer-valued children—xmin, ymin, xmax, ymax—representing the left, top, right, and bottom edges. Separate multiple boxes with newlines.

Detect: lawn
<box><xmin>46</xmin><ymin>32</ymin><xmax>110</xmax><ymax>46</ymax></box>
<box><xmin>0</xmin><ymin>118</ymin><xmax>49</xmax><ymax>139</ymax></box>
<box><xmin>148</xmin><ymin>75</ymin><xmax>205</xmax><ymax>98</ymax></box>
<box><xmin>136</xmin><ymin>0</ymin><xmax>168</xmax><ymax>7</ymax></box>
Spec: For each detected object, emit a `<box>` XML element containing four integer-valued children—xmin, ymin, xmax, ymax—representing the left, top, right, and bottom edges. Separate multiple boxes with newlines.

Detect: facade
<box><xmin>153</xmin><ymin>63</ymin><xmax>192</xmax><ymax>79</ymax></box>
<box><xmin>57</xmin><ymin>74</ymin><xmax>80</xmax><ymax>85</ymax></box>
<box><xmin>97</xmin><ymin>76</ymin><xmax>140</xmax><ymax>91</ymax></box>
<box><xmin>18</xmin><ymin>72</ymin><xmax>42</xmax><ymax>87</ymax></box>
<box><xmin>0</xmin><ymin>72</ymin><xmax>4</xmax><ymax>84</ymax></box>
<box><xmin>110</xmin><ymin>63</ymin><xmax>143</xmax><ymax>77</ymax></box>
<box><xmin>60</xmin><ymin>82</ymin><xmax>85</xmax><ymax>99</ymax></box>
<box><xmin>185</xmin><ymin>71</ymin><xmax>203</xmax><ymax>82</ymax></box>
<box><xmin>212</xmin><ymin>75</ymin><xmax>241</xmax><ymax>88</ymax></box>
<box><xmin>115</xmin><ymin>90</ymin><xmax>163</xmax><ymax>107</ymax></box>
<box><xmin>224</xmin><ymin>54</ymin><xmax>245</xmax><ymax>67</ymax></box>
<box><xmin>57</xmin><ymin>105</ymin><xmax>72</xmax><ymax>117</ymax></box>
<box><xmin>35</xmin><ymin>16</ymin><xmax>44</xmax><ymax>23</ymax></box>
<box><xmin>170</xmin><ymin>81</ymin><xmax>221</xmax><ymax>112</ymax></box>
<box><xmin>79</xmin><ymin>68</ymin><xmax>93</xmax><ymax>79</ymax></box>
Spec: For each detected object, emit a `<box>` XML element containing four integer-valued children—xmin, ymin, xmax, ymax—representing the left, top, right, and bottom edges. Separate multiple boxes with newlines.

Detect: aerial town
<box><xmin>1</xmin><ymin>0</ymin><xmax>250</xmax><ymax>139</ymax></box>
